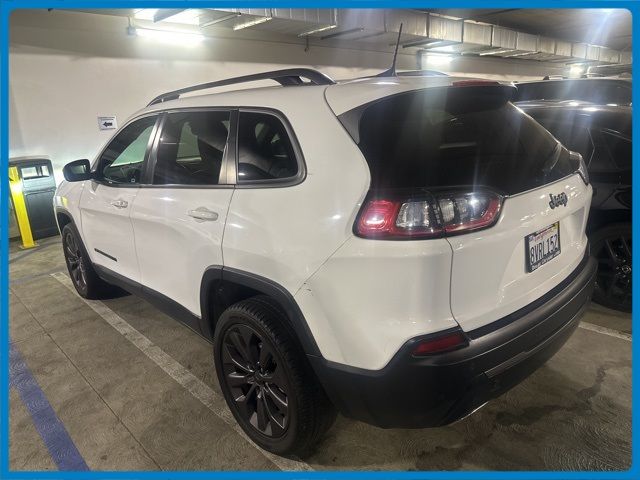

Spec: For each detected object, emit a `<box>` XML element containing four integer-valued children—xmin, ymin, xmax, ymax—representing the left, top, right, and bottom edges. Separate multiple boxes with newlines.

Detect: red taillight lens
<box><xmin>355</xmin><ymin>190</ymin><xmax>502</xmax><ymax>239</ymax></box>
<box><xmin>412</xmin><ymin>331</ymin><xmax>468</xmax><ymax>356</ymax></box>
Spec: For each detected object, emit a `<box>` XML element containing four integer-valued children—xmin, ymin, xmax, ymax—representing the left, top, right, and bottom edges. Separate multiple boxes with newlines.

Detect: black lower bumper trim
<box><xmin>309</xmin><ymin>255</ymin><xmax>597</xmax><ymax>429</ymax></box>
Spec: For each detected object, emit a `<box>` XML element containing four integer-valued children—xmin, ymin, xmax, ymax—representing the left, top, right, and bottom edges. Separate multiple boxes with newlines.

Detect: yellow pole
<box><xmin>9</xmin><ymin>166</ymin><xmax>37</xmax><ymax>249</ymax></box>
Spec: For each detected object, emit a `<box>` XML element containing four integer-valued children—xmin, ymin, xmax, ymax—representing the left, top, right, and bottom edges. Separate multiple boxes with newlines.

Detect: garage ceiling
<box><xmin>421</xmin><ymin>9</ymin><xmax>632</xmax><ymax>51</ymax></box>
<box><xmin>71</xmin><ymin>8</ymin><xmax>632</xmax><ymax>66</ymax></box>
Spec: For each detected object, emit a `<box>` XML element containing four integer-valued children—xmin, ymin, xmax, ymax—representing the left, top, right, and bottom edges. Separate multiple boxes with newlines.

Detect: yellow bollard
<box><xmin>9</xmin><ymin>166</ymin><xmax>37</xmax><ymax>249</ymax></box>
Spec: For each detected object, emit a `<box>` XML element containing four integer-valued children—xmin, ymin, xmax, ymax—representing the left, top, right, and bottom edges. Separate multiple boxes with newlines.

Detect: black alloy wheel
<box><xmin>61</xmin><ymin>223</ymin><xmax>116</xmax><ymax>299</ymax></box>
<box><xmin>63</xmin><ymin>227</ymin><xmax>88</xmax><ymax>294</ymax></box>
<box><xmin>221</xmin><ymin>324</ymin><xmax>290</xmax><ymax>438</ymax></box>
<box><xmin>214</xmin><ymin>296</ymin><xmax>336</xmax><ymax>456</ymax></box>
<box><xmin>592</xmin><ymin>223</ymin><xmax>632</xmax><ymax>312</ymax></box>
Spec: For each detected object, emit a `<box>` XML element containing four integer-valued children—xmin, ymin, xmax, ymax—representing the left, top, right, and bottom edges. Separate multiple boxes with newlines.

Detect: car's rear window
<box><xmin>341</xmin><ymin>87</ymin><xmax>576</xmax><ymax>195</ymax></box>
<box><xmin>513</xmin><ymin>80</ymin><xmax>631</xmax><ymax>104</ymax></box>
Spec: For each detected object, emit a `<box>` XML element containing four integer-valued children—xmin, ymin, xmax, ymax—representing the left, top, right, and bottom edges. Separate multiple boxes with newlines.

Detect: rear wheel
<box><xmin>214</xmin><ymin>296</ymin><xmax>336</xmax><ymax>456</ymax></box>
<box><xmin>591</xmin><ymin>223</ymin><xmax>631</xmax><ymax>312</ymax></box>
<box><xmin>61</xmin><ymin>223</ymin><xmax>115</xmax><ymax>299</ymax></box>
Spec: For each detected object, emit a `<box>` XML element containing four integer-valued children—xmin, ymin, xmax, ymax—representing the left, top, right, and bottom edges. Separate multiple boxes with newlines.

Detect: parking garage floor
<box><xmin>8</xmin><ymin>236</ymin><xmax>632</xmax><ymax>471</ymax></box>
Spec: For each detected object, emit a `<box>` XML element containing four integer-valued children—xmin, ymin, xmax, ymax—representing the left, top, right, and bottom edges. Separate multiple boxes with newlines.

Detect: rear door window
<box><xmin>153</xmin><ymin>111</ymin><xmax>231</xmax><ymax>185</ymax></box>
<box><xmin>344</xmin><ymin>87</ymin><xmax>575</xmax><ymax>195</ymax></box>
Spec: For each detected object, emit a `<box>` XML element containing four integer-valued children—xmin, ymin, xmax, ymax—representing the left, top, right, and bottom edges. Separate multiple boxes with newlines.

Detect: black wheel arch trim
<box><xmin>200</xmin><ymin>266</ymin><xmax>321</xmax><ymax>357</ymax></box>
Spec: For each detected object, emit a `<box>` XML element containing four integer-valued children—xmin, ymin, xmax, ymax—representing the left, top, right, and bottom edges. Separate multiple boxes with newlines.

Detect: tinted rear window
<box><xmin>513</xmin><ymin>80</ymin><xmax>631</xmax><ymax>104</ymax></box>
<box><xmin>343</xmin><ymin>87</ymin><xmax>576</xmax><ymax>195</ymax></box>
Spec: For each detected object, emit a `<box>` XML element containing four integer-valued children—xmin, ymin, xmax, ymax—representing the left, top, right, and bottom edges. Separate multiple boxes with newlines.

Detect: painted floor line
<box><xmin>9</xmin><ymin>341</ymin><xmax>90</xmax><ymax>471</ymax></box>
<box><xmin>579</xmin><ymin>321</ymin><xmax>632</xmax><ymax>341</ymax></box>
<box><xmin>51</xmin><ymin>272</ymin><xmax>313</xmax><ymax>472</ymax></box>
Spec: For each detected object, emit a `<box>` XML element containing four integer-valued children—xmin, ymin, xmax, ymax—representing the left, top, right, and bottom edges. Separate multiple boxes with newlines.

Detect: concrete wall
<box><xmin>9</xmin><ymin>9</ymin><xmax>571</xmax><ymax>184</ymax></box>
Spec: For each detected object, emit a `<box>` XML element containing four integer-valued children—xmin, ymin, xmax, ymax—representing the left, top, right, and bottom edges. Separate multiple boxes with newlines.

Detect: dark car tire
<box><xmin>214</xmin><ymin>296</ymin><xmax>336</xmax><ymax>457</ymax></box>
<box><xmin>61</xmin><ymin>223</ymin><xmax>116</xmax><ymax>299</ymax></box>
<box><xmin>591</xmin><ymin>222</ymin><xmax>631</xmax><ymax>312</ymax></box>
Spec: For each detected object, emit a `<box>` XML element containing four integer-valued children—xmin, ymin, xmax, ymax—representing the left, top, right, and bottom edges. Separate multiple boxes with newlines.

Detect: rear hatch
<box><xmin>333</xmin><ymin>81</ymin><xmax>591</xmax><ymax>332</ymax></box>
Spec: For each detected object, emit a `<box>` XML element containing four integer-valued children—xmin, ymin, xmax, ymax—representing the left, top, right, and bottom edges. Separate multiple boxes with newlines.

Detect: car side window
<box><xmin>153</xmin><ymin>111</ymin><xmax>231</xmax><ymax>185</ymax></box>
<box><xmin>98</xmin><ymin>116</ymin><xmax>157</xmax><ymax>185</ymax></box>
<box><xmin>599</xmin><ymin>129</ymin><xmax>631</xmax><ymax>171</ymax></box>
<box><xmin>535</xmin><ymin>118</ymin><xmax>595</xmax><ymax>165</ymax></box>
<box><xmin>237</xmin><ymin>111</ymin><xmax>299</xmax><ymax>182</ymax></box>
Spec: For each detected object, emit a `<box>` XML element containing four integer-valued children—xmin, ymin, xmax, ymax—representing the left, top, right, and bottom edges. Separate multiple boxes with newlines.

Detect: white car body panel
<box><xmin>222</xmin><ymin>87</ymin><xmax>370</xmax><ymax>295</ymax></box>
<box><xmin>295</xmin><ymin>237</ymin><xmax>458</xmax><ymax>369</ymax></box>
<box><xmin>130</xmin><ymin>188</ymin><xmax>234</xmax><ymax>315</ymax></box>
<box><xmin>79</xmin><ymin>182</ymin><xmax>141</xmax><ymax>281</ymax></box>
<box><xmin>448</xmin><ymin>174</ymin><xmax>591</xmax><ymax>331</ymax></box>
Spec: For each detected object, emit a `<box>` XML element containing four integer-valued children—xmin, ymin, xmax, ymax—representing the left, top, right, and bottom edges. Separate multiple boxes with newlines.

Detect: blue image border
<box><xmin>0</xmin><ymin>0</ymin><xmax>637</xmax><ymax>478</ymax></box>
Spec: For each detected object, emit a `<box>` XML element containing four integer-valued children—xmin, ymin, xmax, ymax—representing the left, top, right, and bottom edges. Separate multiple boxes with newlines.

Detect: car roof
<box><xmin>133</xmin><ymin>74</ymin><xmax>505</xmax><ymax>119</ymax></box>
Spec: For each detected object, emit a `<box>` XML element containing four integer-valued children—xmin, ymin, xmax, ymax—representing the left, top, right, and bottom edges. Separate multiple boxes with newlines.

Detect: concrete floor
<box><xmin>9</xmin><ymin>236</ymin><xmax>632</xmax><ymax>471</ymax></box>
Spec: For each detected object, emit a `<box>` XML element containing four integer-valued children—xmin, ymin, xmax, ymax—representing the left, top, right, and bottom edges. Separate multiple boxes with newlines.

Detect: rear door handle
<box><xmin>188</xmin><ymin>207</ymin><xmax>219</xmax><ymax>221</ymax></box>
<box><xmin>110</xmin><ymin>199</ymin><xmax>128</xmax><ymax>209</ymax></box>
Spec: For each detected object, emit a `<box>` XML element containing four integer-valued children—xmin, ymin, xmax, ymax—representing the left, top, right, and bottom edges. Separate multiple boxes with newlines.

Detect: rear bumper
<box><xmin>309</xmin><ymin>254</ymin><xmax>597</xmax><ymax>428</ymax></box>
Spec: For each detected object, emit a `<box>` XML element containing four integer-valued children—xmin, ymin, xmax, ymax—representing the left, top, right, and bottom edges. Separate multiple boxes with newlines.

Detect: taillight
<box><xmin>355</xmin><ymin>190</ymin><xmax>503</xmax><ymax>239</ymax></box>
<box><xmin>412</xmin><ymin>330</ymin><xmax>468</xmax><ymax>356</ymax></box>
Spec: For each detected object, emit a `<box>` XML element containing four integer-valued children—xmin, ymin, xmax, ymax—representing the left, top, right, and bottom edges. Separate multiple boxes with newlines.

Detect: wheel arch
<box><xmin>55</xmin><ymin>208</ymin><xmax>74</xmax><ymax>233</ymax></box>
<box><xmin>200</xmin><ymin>266</ymin><xmax>321</xmax><ymax>356</ymax></box>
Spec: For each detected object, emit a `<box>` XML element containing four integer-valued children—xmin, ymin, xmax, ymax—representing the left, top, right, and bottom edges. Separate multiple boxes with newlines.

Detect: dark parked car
<box><xmin>517</xmin><ymin>100</ymin><xmax>631</xmax><ymax>312</ymax></box>
<box><xmin>513</xmin><ymin>78</ymin><xmax>631</xmax><ymax>106</ymax></box>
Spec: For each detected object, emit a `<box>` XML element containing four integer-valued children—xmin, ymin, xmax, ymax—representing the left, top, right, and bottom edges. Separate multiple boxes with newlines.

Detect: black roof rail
<box><xmin>147</xmin><ymin>68</ymin><xmax>335</xmax><ymax>106</ymax></box>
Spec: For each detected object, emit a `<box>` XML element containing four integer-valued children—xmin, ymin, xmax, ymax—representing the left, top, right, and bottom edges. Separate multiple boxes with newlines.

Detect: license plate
<box><xmin>525</xmin><ymin>222</ymin><xmax>561</xmax><ymax>272</ymax></box>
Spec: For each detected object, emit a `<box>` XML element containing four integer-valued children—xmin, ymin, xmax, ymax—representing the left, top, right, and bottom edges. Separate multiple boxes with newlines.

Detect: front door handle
<box><xmin>188</xmin><ymin>207</ymin><xmax>219</xmax><ymax>221</ymax></box>
<box><xmin>110</xmin><ymin>199</ymin><xmax>128</xmax><ymax>209</ymax></box>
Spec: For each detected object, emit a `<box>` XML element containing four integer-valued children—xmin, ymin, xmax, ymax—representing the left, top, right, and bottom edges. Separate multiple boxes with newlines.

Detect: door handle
<box><xmin>188</xmin><ymin>207</ymin><xmax>219</xmax><ymax>221</ymax></box>
<box><xmin>110</xmin><ymin>199</ymin><xmax>128</xmax><ymax>209</ymax></box>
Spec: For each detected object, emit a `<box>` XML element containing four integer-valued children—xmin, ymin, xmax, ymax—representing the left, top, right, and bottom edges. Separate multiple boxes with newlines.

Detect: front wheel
<box><xmin>591</xmin><ymin>223</ymin><xmax>631</xmax><ymax>312</ymax></box>
<box><xmin>214</xmin><ymin>296</ymin><xmax>336</xmax><ymax>456</ymax></box>
<box><xmin>61</xmin><ymin>223</ymin><xmax>115</xmax><ymax>299</ymax></box>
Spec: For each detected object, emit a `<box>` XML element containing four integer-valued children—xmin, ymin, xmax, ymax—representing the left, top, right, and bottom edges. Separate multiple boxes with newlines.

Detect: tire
<box><xmin>61</xmin><ymin>223</ymin><xmax>115</xmax><ymax>299</ymax></box>
<box><xmin>590</xmin><ymin>222</ymin><xmax>631</xmax><ymax>312</ymax></box>
<box><xmin>214</xmin><ymin>296</ymin><xmax>336</xmax><ymax>457</ymax></box>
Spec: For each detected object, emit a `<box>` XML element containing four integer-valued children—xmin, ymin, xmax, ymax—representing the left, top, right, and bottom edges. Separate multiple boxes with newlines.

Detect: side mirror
<box><xmin>63</xmin><ymin>159</ymin><xmax>93</xmax><ymax>182</ymax></box>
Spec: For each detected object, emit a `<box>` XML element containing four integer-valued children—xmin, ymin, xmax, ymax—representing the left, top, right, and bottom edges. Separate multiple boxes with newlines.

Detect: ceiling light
<box><xmin>130</xmin><ymin>27</ymin><xmax>204</xmax><ymax>46</ymax></box>
<box><xmin>298</xmin><ymin>25</ymin><xmax>337</xmax><ymax>37</ymax></box>
<box><xmin>232</xmin><ymin>16</ymin><xmax>272</xmax><ymax>31</ymax></box>
<box><xmin>321</xmin><ymin>27</ymin><xmax>364</xmax><ymax>40</ymax></box>
<box><xmin>200</xmin><ymin>12</ymin><xmax>241</xmax><ymax>28</ymax></box>
<box><xmin>424</xmin><ymin>54</ymin><xmax>452</xmax><ymax>66</ymax></box>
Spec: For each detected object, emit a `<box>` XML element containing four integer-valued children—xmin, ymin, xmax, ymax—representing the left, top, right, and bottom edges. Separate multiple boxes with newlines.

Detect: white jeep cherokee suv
<box><xmin>55</xmin><ymin>69</ymin><xmax>597</xmax><ymax>456</ymax></box>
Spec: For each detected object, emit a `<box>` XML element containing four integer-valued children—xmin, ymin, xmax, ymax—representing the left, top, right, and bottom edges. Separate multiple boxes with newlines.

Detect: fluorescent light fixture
<box><xmin>232</xmin><ymin>16</ymin><xmax>272</xmax><ymax>31</ymax></box>
<box><xmin>134</xmin><ymin>8</ymin><xmax>199</xmax><ymax>25</ymax></box>
<box><xmin>424</xmin><ymin>54</ymin><xmax>452</xmax><ymax>66</ymax></box>
<box><xmin>160</xmin><ymin>9</ymin><xmax>201</xmax><ymax>25</ymax></box>
<box><xmin>479</xmin><ymin>49</ymin><xmax>515</xmax><ymax>56</ymax></box>
<box><xmin>321</xmin><ymin>27</ymin><xmax>364</xmax><ymax>40</ymax></box>
<box><xmin>402</xmin><ymin>39</ymin><xmax>442</xmax><ymax>49</ymax></box>
<box><xmin>298</xmin><ymin>24</ymin><xmax>337</xmax><ymax>37</ymax></box>
<box><xmin>200</xmin><ymin>12</ymin><xmax>241</xmax><ymax>28</ymax></box>
<box><xmin>131</xmin><ymin>27</ymin><xmax>204</xmax><ymax>46</ymax></box>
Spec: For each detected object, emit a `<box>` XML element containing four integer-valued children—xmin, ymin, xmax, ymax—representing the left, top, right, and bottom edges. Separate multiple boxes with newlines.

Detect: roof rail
<box><xmin>147</xmin><ymin>68</ymin><xmax>335</xmax><ymax>106</ymax></box>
